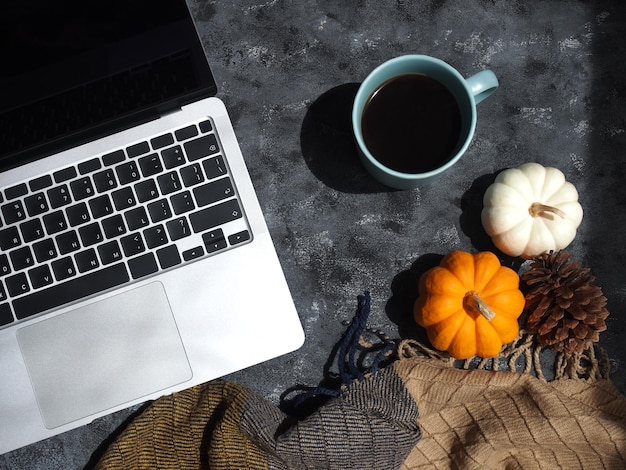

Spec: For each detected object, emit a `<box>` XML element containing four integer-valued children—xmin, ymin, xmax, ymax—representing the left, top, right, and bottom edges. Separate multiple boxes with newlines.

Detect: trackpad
<box><xmin>17</xmin><ymin>282</ymin><xmax>192</xmax><ymax>429</ymax></box>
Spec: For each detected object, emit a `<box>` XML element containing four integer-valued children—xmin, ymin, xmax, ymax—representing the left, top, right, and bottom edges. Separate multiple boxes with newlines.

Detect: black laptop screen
<box><xmin>0</xmin><ymin>0</ymin><xmax>217</xmax><ymax>170</ymax></box>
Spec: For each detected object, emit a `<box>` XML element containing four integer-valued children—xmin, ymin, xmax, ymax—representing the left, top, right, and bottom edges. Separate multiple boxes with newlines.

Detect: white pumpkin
<box><xmin>481</xmin><ymin>162</ymin><xmax>583</xmax><ymax>259</ymax></box>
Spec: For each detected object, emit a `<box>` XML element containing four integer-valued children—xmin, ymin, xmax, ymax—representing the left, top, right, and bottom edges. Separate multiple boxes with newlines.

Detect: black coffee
<box><xmin>361</xmin><ymin>73</ymin><xmax>462</xmax><ymax>174</ymax></box>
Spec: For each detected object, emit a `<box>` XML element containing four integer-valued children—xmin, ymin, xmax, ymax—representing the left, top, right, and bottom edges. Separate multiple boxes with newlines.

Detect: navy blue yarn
<box><xmin>339</xmin><ymin>291</ymin><xmax>371</xmax><ymax>382</ymax></box>
<box><xmin>289</xmin><ymin>291</ymin><xmax>396</xmax><ymax>408</ymax></box>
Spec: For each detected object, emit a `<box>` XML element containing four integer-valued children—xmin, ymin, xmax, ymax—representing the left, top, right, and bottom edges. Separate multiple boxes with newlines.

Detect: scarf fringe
<box><xmin>398</xmin><ymin>329</ymin><xmax>611</xmax><ymax>382</ymax></box>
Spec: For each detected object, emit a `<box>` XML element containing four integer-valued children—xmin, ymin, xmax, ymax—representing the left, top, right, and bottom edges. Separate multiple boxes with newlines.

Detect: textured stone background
<box><xmin>2</xmin><ymin>0</ymin><xmax>625</xmax><ymax>468</ymax></box>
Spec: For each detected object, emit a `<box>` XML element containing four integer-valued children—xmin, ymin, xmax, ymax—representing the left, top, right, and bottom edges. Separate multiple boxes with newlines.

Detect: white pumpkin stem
<box><xmin>529</xmin><ymin>202</ymin><xmax>566</xmax><ymax>219</ymax></box>
<box><xmin>463</xmin><ymin>291</ymin><xmax>496</xmax><ymax>321</ymax></box>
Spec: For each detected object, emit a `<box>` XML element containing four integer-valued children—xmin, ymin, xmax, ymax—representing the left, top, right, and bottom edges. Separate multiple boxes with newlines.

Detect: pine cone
<box><xmin>521</xmin><ymin>250</ymin><xmax>609</xmax><ymax>354</ymax></box>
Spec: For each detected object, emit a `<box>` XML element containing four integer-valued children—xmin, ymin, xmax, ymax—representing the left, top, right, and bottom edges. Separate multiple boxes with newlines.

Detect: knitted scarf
<box><xmin>95</xmin><ymin>293</ymin><xmax>626</xmax><ymax>469</ymax></box>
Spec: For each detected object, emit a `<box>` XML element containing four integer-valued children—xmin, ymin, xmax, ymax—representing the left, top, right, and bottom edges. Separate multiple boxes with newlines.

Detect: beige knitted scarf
<box><xmin>397</xmin><ymin>334</ymin><xmax>626</xmax><ymax>469</ymax></box>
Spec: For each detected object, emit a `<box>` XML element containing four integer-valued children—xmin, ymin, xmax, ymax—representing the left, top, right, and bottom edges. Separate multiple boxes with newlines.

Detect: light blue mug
<box><xmin>352</xmin><ymin>55</ymin><xmax>498</xmax><ymax>189</ymax></box>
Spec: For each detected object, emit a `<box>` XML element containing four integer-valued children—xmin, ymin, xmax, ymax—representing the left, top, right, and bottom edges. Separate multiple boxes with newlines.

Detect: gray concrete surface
<box><xmin>2</xmin><ymin>0</ymin><xmax>625</xmax><ymax>468</ymax></box>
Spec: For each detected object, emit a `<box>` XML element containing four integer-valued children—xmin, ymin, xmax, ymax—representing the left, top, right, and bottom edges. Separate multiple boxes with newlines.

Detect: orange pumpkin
<box><xmin>414</xmin><ymin>250</ymin><xmax>525</xmax><ymax>359</ymax></box>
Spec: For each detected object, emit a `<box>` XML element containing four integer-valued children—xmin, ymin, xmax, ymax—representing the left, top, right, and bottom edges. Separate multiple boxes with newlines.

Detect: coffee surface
<box><xmin>361</xmin><ymin>73</ymin><xmax>462</xmax><ymax>174</ymax></box>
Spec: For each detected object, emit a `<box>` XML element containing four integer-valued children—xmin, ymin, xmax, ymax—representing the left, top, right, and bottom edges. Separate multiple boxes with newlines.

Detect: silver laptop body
<box><xmin>0</xmin><ymin>0</ymin><xmax>303</xmax><ymax>453</ymax></box>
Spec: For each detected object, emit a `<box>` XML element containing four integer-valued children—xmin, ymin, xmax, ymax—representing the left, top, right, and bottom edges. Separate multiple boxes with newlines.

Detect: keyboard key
<box><xmin>134</xmin><ymin>179</ymin><xmax>159</xmax><ymax>203</ymax></box>
<box><xmin>98</xmin><ymin>240</ymin><xmax>123</xmax><ymax>265</ymax></box>
<box><xmin>116</xmin><ymin>161</ymin><xmax>141</xmax><ymax>185</ymax></box>
<box><xmin>128</xmin><ymin>252</ymin><xmax>158</xmax><ymax>279</ymax></box>
<box><xmin>202</xmin><ymin>228</ymin><xmax>223</xmax><ymax>244</ymax></box>
<box><xmin>180</xmin><ymin>163</ymin><xmax>205</xmax><ymax>187</ymax></box>
<box><xmin>0</xmin><ymin>282</ymin><xmax>6</xmax><ymax>301</ymax></box>
<box><xmin>120</xmin><ymin>233</ymin><xmax>145</xmax><ymax>257</ymax></box>
<box><xmin>151</xmin><ymin>133</ymin><xmax>175</xmax><ymax>150</ymax></box>
<box><xmin>161</xmin><ymin>145</ymin><xmax>185</xmax><ymax>169</ymax></box>
<box><xmin>189</xmin><ymin>198</ymin><xmax>243</xmax><ymax>233</ymax></box>
<box><xmin>51</xmin><ymin>257</ymin><xmax>77</xmax><ymax>281</ymax></box>
<box><xmin>198</xmin><ymin>120</ymin><xmax>213</xmax><ymax>133</ymax></box>
<box><xmin>127</xmin><ymin>141</ymin><xmax>150</xmax><ymax>158</ymax></box>
<box><xmin>78</xmin><ymin>158</ymin><xmax>102</xmax><ymax>175</ymax></box>
<box><xmin>10</xmin><ymin>246</ymin><xmax>34</xmax><ymax>270</ymax></box>
<box><xmin>171</xmin><ymin>191</ymin><xmax>195</xmax><ymax>215</ymax></box>
<box><xmin>28</xmin><ymin>265</ymin><xmax>54</xmax><ymax>289</ymax></box>
<box><xmin>101</xmin><ymin>214</ymin><xmax>126</xmax><ymax>238</ymax></box>
<box><xmin>6</xmin><ymin>272</ymin><xmax>29</xmax><ymax>297</ymax></box>
<box><xmin>125</xmin><ymin>206</ymin><xmax>150</xmax><ymax>230</ymax></box>
<box><xmin>102</xmin><ymin>149</ymin><xmax>125</xmax><ymax>166</ymax></box>
<box><xmin>0</xmin><ymin>226</ymin><xmax>21</xmax><ymax>250</ymax></box>
<box><xmin>66</xmin><ymin>202</ymin><xmax>91</xmax><ymax>226</ymax></box>
<box><xmin>182</xmin><ymin>246</ymin><xmax>204</xmax><ymax>261</ymax></box>
<box><xmin>147</xmin><ymin>199</ymin><xmax>172</xmax><ymax>223</ymax></box>
<box><xmin>29</xmin><ymin>175</ymin><xmax>53</xmax><ymax>192</ymax></box>
<box><xmin>157</xmin><ymin>245</ymin><xmax>181</xmax><ymax>269</ymax></box>
<box><xmin>144</xmin><ymin>224</ymin><xmax>168</xmax><ymax>249</ymax></box>
<box><xmin>47</xmin><ymin>184</ymin><xmax>72</xmax><ymax>208</ymax></box>
<box><xmin>166</xmin><ymin>217</ymin><xmax>191</xmax><ymax>241</ymax></box>
<box><xmin>0</xmin><ymin>254</ymin><xmax>11</xmax><ymax>276</ymax></box>
<box><xmin>175</xmin><ymin>125</ymin><xmax>198</xmax><ymax>141</ymax></box>
<box><xmin>33</xmin><ymin>239</ymin><xmax>58</xmax><ymax>263</ymax></box>
<box><xmin>205</xmin><ymin>238</ymin><xmax>227</xmax><ymax>253</ymax></box>
<box><xmin>13</xmin><ymin>262</ymin><xmax>129</xmax><ymax>319</ymax></box>
<box><xmin>202</xmin><ymin>155</ymin><xmax>227</xmax><ymax>179</ymax></box>
<box><xmin>75</xmin><ymin>248</ymin><xmax>100</xmax><ymax>273</ymax></box>
<box><xmin>157</xmin><ymin>171</ymin><xmax>182</xmax><ymax>195</ymax></box>
<box><xmin>2</xmin><ymin>201</ymin><xmax>26</xmax><ymax>224</ymax></box>
<box><xmin>24</xmin><ymin>193</ymin><xmax>48</xmax><ymax>217</ymax></box>
<box><xmin>78</xmin><ymin>222</ymin><xmax>104</xmax><ymax>246</ymax></box>
<box><xmin>112</xmin><ymin>187</ymin><xmax>136</xmax><ymax>211</ymax></box>
<box><xmin>0</xmin><ymin>303</ymin><xmax>12</xmax><ymax>326</ymax></box>
<box><xmin>138</xmin><ymin>153</ymin><xmax>163</xmax><ymax>177</ymax></box>
<box><xmin>228</xmin><ymin>230</ymin><xmax>251</xmax><ymax>245</ymax></box>
<box><xmin>89</xmin><ymin>194</ymin><xmax>114</xmax><ymax>218</ymax></box>
<box><xmin>5</xmin><ymin>183</ymin><xmax>28</xmax><ymax>200</ymax></box>
<box><xmin>43</xmin><ymin>211</ymin><xmax>68</xmax><ymax>234</ymax></box>
<box><xmin>70</xmin><ymin>177</ymin><xmax>95</xmax><ymax>200</ymax></box>
<box><xmin>193</xmin><ymin>177</ymin><xmax>234</xmax><ymax>207</ymax></box>
<box><xmin>56</xmin><ymin>230</ymin><xmax>81</xmax><ymax>255</ymax></box>
<box><xmin>93</xmin><ymin>169</ymin><xmax>118</xmax><ymax>192</ymax></box>
<box><xmin>19</xmin><ymin>219</ymin><xmax>45</xmax><ymax>242</ymax></box>
<box><xmin>184</xmin><ymin>134</ymin><xmax>219</xmax><ymax>161</ymax></box>
<box><xmin>53</xmin><ymin>167</ymin><xmax>77</xmax><ymax>183</ymax></box>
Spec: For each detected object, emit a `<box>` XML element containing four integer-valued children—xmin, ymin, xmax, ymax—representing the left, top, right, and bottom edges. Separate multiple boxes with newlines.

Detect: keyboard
<box><xmin>0</xmin><ymin>119</ymin><xmax>251</xmax><ymax>327</ymax></box>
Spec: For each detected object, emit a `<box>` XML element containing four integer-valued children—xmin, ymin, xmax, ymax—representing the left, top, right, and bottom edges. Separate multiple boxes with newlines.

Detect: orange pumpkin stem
<box><xmin>528</xmin><ymin>202</ymin><xmax>566</xmax><ymax>219</ymax></box>
<box><xmin>463</xmin><ymin>291</ymin><xmax>496</xmax><ymax>321</ymax></box>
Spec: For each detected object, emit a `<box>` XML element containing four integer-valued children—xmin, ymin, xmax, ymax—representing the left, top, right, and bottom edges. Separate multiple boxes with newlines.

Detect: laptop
<box><xmin>0</xmin><ymin>0</ymin><xmax>304</xmax><ymax>454</ymax></box>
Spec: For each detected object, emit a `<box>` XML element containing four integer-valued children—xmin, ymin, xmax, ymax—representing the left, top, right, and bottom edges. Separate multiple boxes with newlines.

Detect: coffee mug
<box><xmin>352</xmin><ymin>55</ymin><xmax>498</xmax><ymax>189</ymax></box>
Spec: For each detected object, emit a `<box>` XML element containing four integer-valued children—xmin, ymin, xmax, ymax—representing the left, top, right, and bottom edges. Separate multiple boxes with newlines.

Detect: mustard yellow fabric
<box><xmin>95</xmin><ymin>381</ymin><xmax>269</xmax><ymax>469</ymax></box>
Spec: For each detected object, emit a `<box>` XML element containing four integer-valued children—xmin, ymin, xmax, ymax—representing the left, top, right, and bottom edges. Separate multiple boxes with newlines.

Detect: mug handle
<box><xmin>465</xmin><ymin>70</ymin><xmax>499</xmax><ymax>104</ymax></box>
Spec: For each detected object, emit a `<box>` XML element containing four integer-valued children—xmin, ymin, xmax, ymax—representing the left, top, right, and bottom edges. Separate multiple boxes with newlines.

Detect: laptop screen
<box><xmin>0</xmin><ymin>0</ymin><xmax>217</xmax><ymax>171</ymax></box>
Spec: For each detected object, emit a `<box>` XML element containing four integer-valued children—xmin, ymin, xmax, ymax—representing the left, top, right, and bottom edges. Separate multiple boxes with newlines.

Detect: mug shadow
<box><xmin>300</xmin><ymin>83</ymin><xmax>392</xmax><ymax>194</ymax></box>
